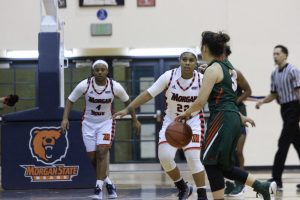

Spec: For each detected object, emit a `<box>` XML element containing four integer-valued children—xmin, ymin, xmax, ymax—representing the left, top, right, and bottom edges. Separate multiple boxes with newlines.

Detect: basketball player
<box><xmin>198</xmin><ymin>46</ymin><xmax>252</xmax><ymax>197</ymax></box>
<box><xmin>176</xmin><ymin>31</ymin><xmax>277</xmax><ymax>200</ymax></box>
<box><xmin>61</xmin><ymin>59</ymin><xmax>141</xmax><ymax>200</ymax></box>
<box><xmin>223</xmin><ymin>46</ymin><xmax>252</xmax><ymax>197</ymax></box>
<box><xmin>113</xmin><ymin>49</ymin><xmax>208</xmax><ymax>200</ymax></box>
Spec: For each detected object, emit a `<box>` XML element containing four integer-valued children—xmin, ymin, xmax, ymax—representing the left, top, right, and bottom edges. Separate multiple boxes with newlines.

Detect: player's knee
<box><xmin>205</xmin><ymin>165</ymin><xmax>224</xmax><ymax>192</ymax></box>
<box><xmin>185</xmin><ymin>150</ymin><xmax>204</xmax><ymax>174</ymax></box>
<box><xmin>158</xmin><ymin>151</ymin><xmax>176</xmax><ymax>172</ymax></box>
<box><xmin>96</xmin><ymin>147</ymin><xmax>109</xmax><ymax>160</ymax></box>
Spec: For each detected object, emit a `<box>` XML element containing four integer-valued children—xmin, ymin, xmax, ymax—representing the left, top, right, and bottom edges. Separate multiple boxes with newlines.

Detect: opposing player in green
<box><xmin>176</xmin><ymin>31</ymin><xmax>277</xmax><ymax>200</ymax></box>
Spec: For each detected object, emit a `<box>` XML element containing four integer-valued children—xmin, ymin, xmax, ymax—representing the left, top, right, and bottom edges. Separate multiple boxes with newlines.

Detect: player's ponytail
<box><xmin>201</xmin><ymin>31</ymin><xmax>230</xmax><ymax>57</ymax></box>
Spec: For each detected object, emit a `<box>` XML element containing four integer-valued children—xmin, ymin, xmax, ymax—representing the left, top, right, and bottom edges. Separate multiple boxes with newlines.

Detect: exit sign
<box><xmin>91</xmin><ymin>23</ymin><xmax>112</xmax><ymax>36</ymax></box>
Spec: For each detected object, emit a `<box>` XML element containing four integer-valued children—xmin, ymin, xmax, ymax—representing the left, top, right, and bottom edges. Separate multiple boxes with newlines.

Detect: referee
<box><xmin>256</xmin><ymin>45</ymin><xmax>300</xmax><ymax>190</ymax></box>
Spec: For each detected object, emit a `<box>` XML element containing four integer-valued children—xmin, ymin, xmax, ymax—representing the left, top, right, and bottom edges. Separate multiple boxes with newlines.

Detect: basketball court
<box><xmin>1</xmin><ymin>164</ymin><xmax>299</xmax><ymax>200</ymax></box>
<box><xmin>1</xmin><ymin>1</ymin><xmax>300</xmax><ymax>200</ymax></box>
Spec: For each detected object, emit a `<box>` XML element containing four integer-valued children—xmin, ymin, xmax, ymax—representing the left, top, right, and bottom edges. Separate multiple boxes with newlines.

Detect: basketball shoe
<box><xmin>92</xmin><ymin>185</ymin><xmax>103</xmax><ymax>200</ymax></box>
<box><xmin>106</xmin><ymin>183</ymin><xmax>118</xmax><ymax>199</ymax></box>
<box><xmin>253</xmin><ymin>181</ymin><xmax>277</xmax><ymax>200</ymax></box>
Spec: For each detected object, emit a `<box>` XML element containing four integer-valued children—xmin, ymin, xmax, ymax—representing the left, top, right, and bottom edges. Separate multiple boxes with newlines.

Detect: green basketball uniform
<box><xmin>201</xmin><ymin>60</ymin><xmax>243</xmax><ymax>170</ymax></box>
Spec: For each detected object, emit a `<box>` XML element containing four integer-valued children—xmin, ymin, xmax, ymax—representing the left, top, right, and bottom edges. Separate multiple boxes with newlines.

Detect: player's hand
<box><xmin>255</xmin><ymin>100</ymin><xmax>263</xmax><ymax>109</ymax></box>
<box><xmin>175</xmin><ymin>111</ymin><xmax>191</xmax><ymax>122</ymax></box>
<box><xmin>240</xmin><ymin>115</ymin><xmax>255</xmax><ymax>127</ymax></box>
<box><xmin>113</xmin><ymin>108</ymin><xmax>129</xmax><ymax>119</ymax></box>
<box><xmin>3</xmin><ymin>94</ymin><xmax>19</xmax><ymax>107</ymax></box>
<box><xmin>132</xmin><ymin>119</ymin><xmax>141</xmax><ymax>135</ymax></box>
<box><xmin>198</xmin><ymin>64</ymin><xmax>208</xmax><ymax>74</ymax></box>
<box><xmin>61</xmin><ymin>119</ymin><xmax>69</xmax><ymax>133</ymax></box>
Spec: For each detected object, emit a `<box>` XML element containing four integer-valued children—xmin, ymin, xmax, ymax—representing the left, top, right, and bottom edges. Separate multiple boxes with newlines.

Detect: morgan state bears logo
<box><xmin>29</xmin><ymin>127</ymin><xmax>68</xmax><ymax>165</ymax></box>
<box><xmin>20</xmin><ymin>127</ymin><xmax>79</xmax><ymax>182</ymax></box>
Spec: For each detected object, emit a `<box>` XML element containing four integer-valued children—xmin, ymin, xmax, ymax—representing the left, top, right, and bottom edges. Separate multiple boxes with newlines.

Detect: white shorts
<box><xmin>159</xmin><ymin>114</ymin><xmax>204</xmax><ymax>151</ymax></box>
<box><xmin>81</xmin><ymin>119</ymin><xmax>116</xmax><ymax>152</ymax></box>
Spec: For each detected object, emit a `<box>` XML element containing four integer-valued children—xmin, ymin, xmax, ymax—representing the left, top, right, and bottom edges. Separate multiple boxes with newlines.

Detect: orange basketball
<box><xmin>165</xmin><ymin>121</ymin><xmax>193</xmax><ymax>148</ymax></box>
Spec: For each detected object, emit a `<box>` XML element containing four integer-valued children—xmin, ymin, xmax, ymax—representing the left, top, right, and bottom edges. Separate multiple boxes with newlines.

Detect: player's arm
<box><xmin>124</xmin><ymin>98</ymin><xmax>142</xmax><ymax>134</ymax></box>
<box><xmin>114</xmin><ymin>91</ymin><xmax>153</xmax><ymax>118</ymax></box>
<box><xmin>255</xmin><ymin>93</ymin><xmax>277</xmax><ymax>109</ymax></box>
<box><xmin>113</xmin><ymin>71</ymin><xmax>169</xmax><ymax>118</ymax></box>
<box><xmin>176</xmin><ymin>63</ymin><xmax>221</xmax><ymax>120</ymax></box>
<box><xmin>124</xmin><ymin>99</ymin><xmax>138</xmax><ymax>121</ymax></box>
<box><xmin>61</xmin><ymin>99</ymin><xmax>74</xmax><ymax>132</ymax></box>
<box><xmin>61</xmin><ymin>80</ymin><xmax>86</xmax><ymax>131</ymax></box>
<box><xmin>236</xmin><ymin>69</ymin><xmax>252</xmax><ymax>104</ymax></box>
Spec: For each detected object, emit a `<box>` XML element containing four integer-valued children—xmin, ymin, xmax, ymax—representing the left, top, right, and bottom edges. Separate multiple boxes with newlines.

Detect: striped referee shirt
<box><xmin>271</xmin><ymin>63</ymin><xmax>300</xmax><ymax>104</ymax></box>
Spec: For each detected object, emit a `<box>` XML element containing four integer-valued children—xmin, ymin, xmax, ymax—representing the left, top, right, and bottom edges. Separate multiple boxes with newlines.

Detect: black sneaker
<box><xmin>177</xmin><ymin>183</ymin><xmax>193</xmax><ymax>200</ymax></box>
<box><xmin>106</xmin><ymin>183</ymin><xmax>118</xmax><ymax>199</ymax></box>
<box><xmin>297</xmin><ymin>184</ymin><xmax>300</xmax><ymax>190</ymax></box>
<box><xmin>197</xmin><ymin>188</ymin><xmax>208</xmax><ymax>200</ymax></box>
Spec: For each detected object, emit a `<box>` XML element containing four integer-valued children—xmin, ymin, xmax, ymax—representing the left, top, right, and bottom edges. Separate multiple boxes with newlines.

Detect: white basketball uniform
<box><xmin>68</xmin><ymin>76</ymin><xmax>129</xmax><ymax>152</ymax></box>
<box><xmin>147</xmin><ymin>67</ymin><xmax>205</xmax><ymax>151</ymax></box>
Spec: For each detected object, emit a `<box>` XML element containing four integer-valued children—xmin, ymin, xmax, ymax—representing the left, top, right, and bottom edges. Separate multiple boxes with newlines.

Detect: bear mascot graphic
<box><xmin>29</xmin><ymin>127</ymin><xmax>68</xmax><ymax>165</ymax></box>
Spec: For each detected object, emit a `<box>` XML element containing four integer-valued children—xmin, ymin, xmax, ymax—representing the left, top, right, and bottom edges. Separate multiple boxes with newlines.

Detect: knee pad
<box><xmin>205</xmin><ymin>165</ymin><xmax>224</xmax><ymax>192</ymax></box>
<box><xmin>184</xmin><ymin>150</ymin><xmax>204</xmax><ymax>174</ymax></box>
<box><xmin>158</xmin><ymin>143</ymin><xmax>177</xmax><ymax>172</ymax></box>
<box><xmin>223</xmin><ymin>167</ymin><xmax>248</xmax><ymax>184</ymax></box>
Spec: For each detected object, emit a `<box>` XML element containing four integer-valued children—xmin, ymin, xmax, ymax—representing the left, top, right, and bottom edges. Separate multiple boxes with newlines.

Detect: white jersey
<box><xmin>165</xmin><ymin>68</ymin><xmax>202</xmax><ymax>119</ymax></box>
<box><xmin>148</xmin><ymin>67</ymin><xmax>205</xmax><ymax>147</ymax></box>
<box><xmin>68</xmin><ymin>77</ymin><xmax>129</xmax><ymax>123</ymax></box>
<box><xmin>148</xmin><ymin>67</ymin><xmax>203</xmax><ymax>119</ymax></box>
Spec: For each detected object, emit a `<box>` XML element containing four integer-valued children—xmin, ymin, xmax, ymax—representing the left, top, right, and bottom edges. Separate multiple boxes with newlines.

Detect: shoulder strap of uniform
<box><xmin>83</xmin><ymin>76</ymin><xmax>92</xmax><ymax>95</ymax></box>
<box><xmin>197</xmin><ymin>71</ymin><xmax>201</xmax><ymax>88</ymax></box>
<box><xmin>165</xmin><ymin>69</ymin><xmax>175</xmax><ymax>90</ymax></box>
<box><xmin>207</xmin><ymin>59</ymin><xmax>234</xmax><ymax>70</ymax></box>
<box><xmin>109</xmin><ymin>78</ymin><xmax>115</xmax><ymax>96</ymax></box>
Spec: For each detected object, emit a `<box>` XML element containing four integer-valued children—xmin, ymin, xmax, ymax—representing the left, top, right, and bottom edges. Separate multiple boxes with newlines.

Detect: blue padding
<box><xmin>37</xmin><ymin>32</ymin><xmax>60</xmax><ymax>109</ymax></box>
<box><xmin>1</xmin><ymin>121</ymin><xmax>95</xmax><ymax>189</ymax></box>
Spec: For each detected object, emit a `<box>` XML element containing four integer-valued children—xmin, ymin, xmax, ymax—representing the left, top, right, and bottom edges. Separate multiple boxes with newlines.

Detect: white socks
<box><xmin>96</xmin><ymin>180</ymin><xmax>104</xmax><ymax>188</ymax></box>
<box><xmin>96</xmin><ymin>176</ymin><xmax>113</xmax><ymax>188</ymax></box>
<box><xmin>104</xmin><ymin>176</ymin><xmax>112</xmax><ymax>185</ymax></box>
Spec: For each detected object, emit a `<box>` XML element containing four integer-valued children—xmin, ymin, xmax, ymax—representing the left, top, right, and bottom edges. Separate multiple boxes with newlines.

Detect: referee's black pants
<box><xmin>272</xmin><ymin>101</ymin><xmax>300</xmax><ymax>181</ymax></box>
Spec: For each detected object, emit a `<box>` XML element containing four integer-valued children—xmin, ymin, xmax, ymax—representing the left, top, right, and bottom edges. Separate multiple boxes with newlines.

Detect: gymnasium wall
<box><xmin>1</xmin><ymin>0</ymin><xmax>300</xmax><ymax>166</ymax></box>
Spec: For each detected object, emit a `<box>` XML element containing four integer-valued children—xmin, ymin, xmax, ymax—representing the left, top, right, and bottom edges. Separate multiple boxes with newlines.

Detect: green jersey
<box><xmin>225</xmin><ymin>58</ymin><xmax>247</xmax><ymax>114</ymax></box>
<box><xmin>201</xmin><ymin>60</ymin><xmax>243</xmax><ymax>170</ymax></box>
<box><xmin>206</xmin><ymin>60</ymin><xmax>239</xmax><ymax>114</ymax></box>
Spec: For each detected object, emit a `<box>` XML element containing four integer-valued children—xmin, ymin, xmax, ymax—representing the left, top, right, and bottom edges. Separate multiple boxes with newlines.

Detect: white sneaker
<box><xmin>106</xmin><ymin>183</ymin><xmax>118</xmax><ymax>199</ymax></box>
<box><xmin>269</xmin><ymin>181</ymin><xmax>277</xmax><ymax>200</ymax></box>
<box><xmin>91</xmin><ymin>186</ymin><xmax>103</xmax><ymax>200</ymax></box>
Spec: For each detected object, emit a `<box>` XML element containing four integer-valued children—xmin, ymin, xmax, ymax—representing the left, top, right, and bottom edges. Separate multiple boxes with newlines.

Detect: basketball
<box><xmin>165</xmin><ymin>121</ymin><xmax>193</xmax><ymax>148</ymax></box>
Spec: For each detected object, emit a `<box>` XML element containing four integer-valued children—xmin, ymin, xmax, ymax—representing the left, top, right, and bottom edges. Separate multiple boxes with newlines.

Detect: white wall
<box><xmin>1</xmin><ymin>0</ymin><xmax>300</xmax><ymax>166</ymax></box>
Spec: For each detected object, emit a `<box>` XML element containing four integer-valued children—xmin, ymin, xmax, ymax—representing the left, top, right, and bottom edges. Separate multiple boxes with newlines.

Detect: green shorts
<box><xmin>201</xmin><ymin>111</ymin><xmax>242</xmax><ymax>171</ymax></box>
